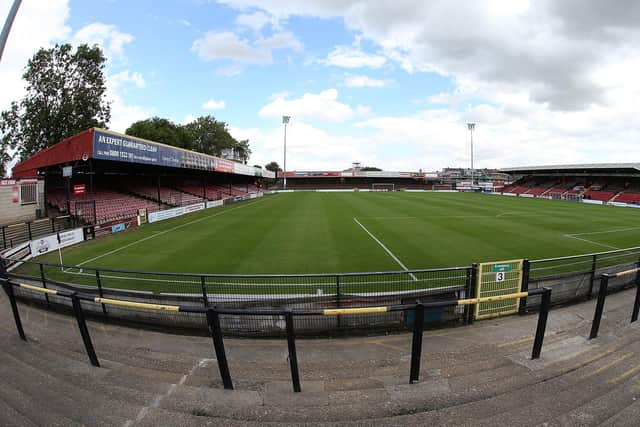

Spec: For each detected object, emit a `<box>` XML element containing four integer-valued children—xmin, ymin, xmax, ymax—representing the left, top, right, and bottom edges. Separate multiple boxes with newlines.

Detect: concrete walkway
<box><xmin>1</xmin><ymin>287</ymin><xmax>640</xmax><ymax>426</ymax></box>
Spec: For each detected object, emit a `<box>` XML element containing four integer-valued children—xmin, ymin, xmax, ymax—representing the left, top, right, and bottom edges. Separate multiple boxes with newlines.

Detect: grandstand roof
<box><xmin>12</xmin><ymin>128</ymin><xmax>273</xmax><ymax>179</ymax></box>
<box><xmin>500</xmin><ymin>163</ymin><xmax>640</xmax><ymax>174</ymax></box>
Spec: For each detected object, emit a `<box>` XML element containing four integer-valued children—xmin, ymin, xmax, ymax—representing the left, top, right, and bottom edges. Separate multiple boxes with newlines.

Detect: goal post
<box><xmin>371</xmin><ymin>183</ymin><xmax>395</xmax><ymax>192</ymax></box>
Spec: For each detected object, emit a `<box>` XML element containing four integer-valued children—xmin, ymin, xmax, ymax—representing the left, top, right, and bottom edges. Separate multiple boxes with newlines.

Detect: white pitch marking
<box><xmin>76</xmin><ymin>198</ymin><xmax>272</xmax><ymax>267</ymax></box>
<box><xmin>353</xmin><ymin>217</ymin><xmax>417</xmax><ymax>281</ymax></box>
<box><xmin>563</xmin><ymin>234</ymin><xmax>620</xmax><ymax>250</ymax></box>
<box><xmin>567</xmin><ymin>226</ymin><xmax>640</xmax><ymax>237</ymax></box>
<box><xmin>366</xmin><ymin>216</ymin><xmax>417</xmax><ymax>220</ymax></box>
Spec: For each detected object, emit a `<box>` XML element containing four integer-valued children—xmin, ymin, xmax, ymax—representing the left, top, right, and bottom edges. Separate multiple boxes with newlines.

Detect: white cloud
<box><xmin>179</xmin><ymin>19</ymin><xmax>191</xmax><ymax>27</ymax></box>
<box><xmin>72</xmin><ymin>22</ymin><xmax>133</xmax><ymax>59</ymax></box>
<box><xmin>182</xmin><ymin>114</ymin><xmax>195</xmax><ymax>125</ymax></box>
<box><xmin>0</xmin><ymin>0</ymin><xmax>71</xmax><ymax>111</ymax></box>
<box><xmin>258</xmin><ymin>88</ymin><xmax>369</xmax><ymax>122</ymax></box>
<box><xmin>192</xmin><ymin>31</ymin><xmax>268</xmax><ymax>63</ymax></box>
<box><xmin>0</xmin><ymin>0</ymin><xmax>147</xmax><ymax>138</ymax></box>
<box><xmin>111</xmin><ymin>70</ymin><xmax>146</xmax><ymax>88</ymax></box>
<box><xmin>202</xmin><ymin>99</ymin><xmax>226</xmax><ymax>110</ymax></box>
<box><xmin>107</xmin><ymin>93</ymin><xmax>151</xmax><ymax>133</ymax></box>
<box><xmin>229</xmin><ymin>122</ymin><xmax>377</xmax><ymax>171</ymax></box>
<box><xmin>192</xmin><ymin>30</ymin><xmax>302</xmax><ymax>64</ymax></box>
<box><xmin>257</xmin><ymin>31</ymin><xmax>302</xmax><ymax>51</ymax></box>
<box><xmin>215</xmin><ymin>64</ymin><xmax>243</xmax><ymax>77</ymax></box>
<box><xmin>236</xmin><ymin>10</ymin><xmax>273</xmax><ymax>31</ymax></box>
<box><xmin>344</xmin><ymin>74</ymin><xmax>388</xmax><ymax>88</ymax></box>
<box><xmin>323</xmin><ymin>45</ymin><xmax>386</xmax><ymax>68</ymax></box>
<box><xmin>211</xmin><ymin>0</ymin><xmax>640</xmax><ymax>170</ymax></box>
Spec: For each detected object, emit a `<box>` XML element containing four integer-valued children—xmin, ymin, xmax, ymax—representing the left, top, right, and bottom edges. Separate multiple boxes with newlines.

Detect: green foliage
<box><xmin>126</xmin><ymin>115</ymin><xmax>252</xmax><ymax>163</ymax></box>
<box><xmin>0</xmin><ymin>150</ymin><xmax>9</xmax><ymax>177</ymax></box>
<box><xmin>0</xmin><ymin>44</ymin><xmax>111</xmax><ymax>163</ymax></box>
<box><xmin>360</xmin><ymin>166</ymin><xmax>382</xmax><ymax>171</ymax></box>
<box><xmin>182</xmin><ymin>115</ymin><xmax>235</xmax><ymax>156</ymax></box>
<box><xmin>126</xmin><ymin>117</ymin><xmax>191</xmax><ymax>149</ymax></box>
<box><xmin>264</xmin><ymin>161</ymin><xmax>281</xmax><ymax>172</ymax></box>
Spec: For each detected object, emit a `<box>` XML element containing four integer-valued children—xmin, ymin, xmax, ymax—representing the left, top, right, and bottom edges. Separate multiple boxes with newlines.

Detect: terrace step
<box><xmin>0</xmin><ymin>346</ymin><xmax>143</xmax><ymax>426</ymax></box>
<box><xmin>0</xmin><ymin>396</ymin><xmax>39</xmax><ymax>427</ymax></box>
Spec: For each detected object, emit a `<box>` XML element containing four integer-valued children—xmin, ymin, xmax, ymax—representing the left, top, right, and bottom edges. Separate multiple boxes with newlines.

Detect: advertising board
<box><xmin>215</xmin><ymin>158</ymin><xmax>235</xmax><ymax>173</ymax></box>
<box><xmin>148</xmin><ymin>206</ymin><xmax>185</xmax><ymax>223</ymax></box>
<box><xmin>29</xmin><ymin>228</ymin><xmax>84</xmax><ymax>256</ymax></box>
<box><xmin>206</xmin><ymin>200</ymin><xmax>224</xmax><ymax>209</ymax></box>
<box><xmin>111</xmin><ymin>223</ymin><xmax>126</xmax><ymax>233</ymax></box>
<box><xmin>184</xmin><ymin>203</ymin><xmax>205</xmax><ymax>214</ymax></box>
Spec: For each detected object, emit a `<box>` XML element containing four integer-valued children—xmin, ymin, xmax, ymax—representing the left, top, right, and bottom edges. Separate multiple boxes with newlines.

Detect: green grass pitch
<box><xmin>15</xmin><ymin>192</ymin><xmax>640</xmax><ymax>292</ymax></box>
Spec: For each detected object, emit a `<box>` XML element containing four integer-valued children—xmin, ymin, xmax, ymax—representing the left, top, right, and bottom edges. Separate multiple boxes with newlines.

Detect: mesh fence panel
<box><xmin>5</xmin><ymin>246</ymin><xmax>640</xmax><ymax>336</ymax></box>
<box><xmin>527</xmin><ymin>247</ymin><xmax>640</xmax><ymax>309</ymax></box>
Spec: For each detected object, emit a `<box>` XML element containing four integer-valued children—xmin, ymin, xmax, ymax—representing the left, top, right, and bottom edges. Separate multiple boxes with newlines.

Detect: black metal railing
<box><xmin>4</xmin><ymin>257</ymin><xmax>472</xmax><ymax>335</ymax></box>
<box><xmin>589</xmin><ymin>266</ymin><xmax>640</xmax><ymax>339</ymax></box>
<box><xmin>0</xmin><ymin>270</ymin><xmax>552</xmax><ymax>393</ymax></box>
<box><xmin>4</xmin><ymin>245</ymin><xmax>640</xmax><ymax>336</ymax></box>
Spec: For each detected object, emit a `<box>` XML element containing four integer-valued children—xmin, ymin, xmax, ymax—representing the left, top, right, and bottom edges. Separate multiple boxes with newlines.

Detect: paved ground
<box><xmin>1</xmin><ymin>287</ymin><xmax>640</xmax><ymax>426</ymax></box>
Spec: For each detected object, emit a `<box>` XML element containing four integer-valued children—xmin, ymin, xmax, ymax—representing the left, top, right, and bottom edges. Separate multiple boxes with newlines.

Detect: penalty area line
<box><xmin>353</xmin><ymin>217</ymin><xmax>417</xmax><ymax>281</ymax></box>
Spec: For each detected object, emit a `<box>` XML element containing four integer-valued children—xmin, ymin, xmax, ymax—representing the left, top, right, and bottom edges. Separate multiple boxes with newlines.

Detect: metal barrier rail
<box><xmin>0</xmin><ymin>275</ymin><xmax>553</xmax><ymax>393</ymax></box>
<box><xmin>589</xmin><ymin>267</ymin><xmax>640</xmax><ymax>339</ymax></box>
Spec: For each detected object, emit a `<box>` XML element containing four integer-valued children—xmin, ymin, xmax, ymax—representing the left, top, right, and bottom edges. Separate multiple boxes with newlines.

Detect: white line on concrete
<box><xmin>123</xmin><ymin>358</ymin><xmax>214</xmax><ymax>427</ymax></box>
<box><xmin>76</xmin><ymin>198</ymin><xmax>271</xmax><ymax>268</ymax></box>
<box><xmin>353</xmin><ymin>217</ymin><xmax>417</xmax><ymax>281</ymax></box>
<box><xmin>563</xmin><ymin>234</ymin><xmax>620</xmax><ymax>250</ymax></box>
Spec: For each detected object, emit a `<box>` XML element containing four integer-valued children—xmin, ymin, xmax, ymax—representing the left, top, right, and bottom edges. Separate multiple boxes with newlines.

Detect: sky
<box><xmin>2</xmin><ymin>0</ymin><xmax>640</xmax><ymax>172</ymax></box>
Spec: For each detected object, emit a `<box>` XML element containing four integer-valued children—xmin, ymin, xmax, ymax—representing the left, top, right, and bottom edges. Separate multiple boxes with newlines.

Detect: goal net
<box><xmin>371</xmin><ymin>183</ymin><xmax>395</xmax><ymax>192</ymax></box>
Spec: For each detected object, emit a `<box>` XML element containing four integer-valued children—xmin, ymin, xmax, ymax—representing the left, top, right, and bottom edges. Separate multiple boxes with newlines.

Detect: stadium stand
<box><xmin>614</xmin><ymin>192</ymin><xmax>640</xmax><ymax>204</ymax></box>
<box><xmin>583</xmin><ymin>190</ymin><xmax>616</xmax><ymax>202</ymax></box>
<box><xmin>128</xmin><ymin>183</ymin><xmax>203</xmax><ymax>207</ymax></box>
<box><xmin>47</xmin><ymin>188</ymin><xmax>162</xmax><ymax>225</ymax></box>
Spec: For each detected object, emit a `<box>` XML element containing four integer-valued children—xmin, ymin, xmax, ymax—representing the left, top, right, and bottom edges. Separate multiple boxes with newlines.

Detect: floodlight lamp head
<box><xmin>282</xmin><ymin>116</ymin><xmax>290</xmax><ymax>124</ymax></box>
<box><xmin>467</xmin><ymin>123</ymin><xmax>476</xmax><ymax>131</ymax></box>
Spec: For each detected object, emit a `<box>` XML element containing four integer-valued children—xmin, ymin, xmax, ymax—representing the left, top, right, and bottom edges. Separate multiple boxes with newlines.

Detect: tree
<box><xmin>360</xmin><ymin>166</ymin><xmax>382</xmax><ymax>171</ymax></box>
<box><xmin>124</xmin><ymin>114</ymin><xmax>253</xmax><ymax>163</ymax></box>
<box><xmin>234</xmin><ymin>139</ymin><xmax>251</xmax><ymax>164</ymax></box>
<box><xmin>126</xmin><ymin>117</ymin><xmax>191</xmax><ymax>149</ymax></box>
<box><xmin>1</xmin><ymin>44</ymin><xmax>111</xmax><ymax>162</ymax></box>
<box><xmin>183</xmin><ymin>115</ymin><xmax>237</xmax><ymax>156</ymax></box>
<box><xmin>0</xmin><ymin>149</ymin><xmax>9</xmax><ymax>177</ymax></box>
<box><xmin>265</xmin><ymin>161</ymin><xmax>281</xmax><ymax>172</ymax></box>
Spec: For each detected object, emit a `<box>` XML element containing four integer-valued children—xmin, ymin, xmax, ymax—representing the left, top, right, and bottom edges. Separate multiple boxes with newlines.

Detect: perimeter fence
<box><xmin>2</xmin><ymin>246</ymin><xmax>640</xmax><ymax>336</ymax></box>
<box><xmin>1</xmin><ymin>216</ymin><xmax>73</xmax><ymax>250</ymax></box>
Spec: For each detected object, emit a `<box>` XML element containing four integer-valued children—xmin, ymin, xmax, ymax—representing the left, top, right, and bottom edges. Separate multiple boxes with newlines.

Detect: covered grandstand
<box><xmin>500</xmin><ymin>163</ymin><xmax>640</xmax><ymax>205</ymax></box>
<box><xmin>10</xmin><ymin>128</ymin><xmax>272</xmax><ymax>229</ymax></box>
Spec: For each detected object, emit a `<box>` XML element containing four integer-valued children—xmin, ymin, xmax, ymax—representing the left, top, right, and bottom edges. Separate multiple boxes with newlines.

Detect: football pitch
<box><xmin>24</xmin><ymin>191</ymin><xmax>640</xmax><ymax>281</ymax></box>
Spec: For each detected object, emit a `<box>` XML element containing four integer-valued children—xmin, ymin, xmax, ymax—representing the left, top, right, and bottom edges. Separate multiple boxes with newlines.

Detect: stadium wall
<box><xmin>0</xmin><ymin>179</ymin><xmax>45</xmax><ymax>224</ymax></box>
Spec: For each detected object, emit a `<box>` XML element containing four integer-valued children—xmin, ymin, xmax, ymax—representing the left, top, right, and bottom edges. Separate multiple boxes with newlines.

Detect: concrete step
<box><xmin>0</xmin><ymin>349</ymin><xmax>143</xmax><ymax>426</ymax></box>
<box><xmin>0</xmin><ymin>374</ymin><xmax>80</xmax><ymax>426</ymax></box>
<box><xmin>0</xmin><ymin>395</ymin><xmax>39</xmax><ymax>427</ymax></box>
<box><xmin>135</xmin><ymin>407</ymin><xmax>254</xmax><ymax>427</ymax></box>
<box><xmin>550</xmin><ymin>362</ymin><xmax>640</xmax><ymax>426</ymax></box>
<box><xmin>1</xmin><ymin>340</ymin><xmax>162</xmax><ymax>409</ymax></box>
<box><xmin>598</xmin><ymin>397</ymin><xmax>640</xmax><ymax>427</ymax></box>
<box><xmin>465</xmin><ymin>347</ymin><xmax>640</xmax><ymax>425</ymax></box>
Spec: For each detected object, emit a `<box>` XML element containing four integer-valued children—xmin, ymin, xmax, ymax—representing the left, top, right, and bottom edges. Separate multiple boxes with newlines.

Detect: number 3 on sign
<box><xmin>495</xmin><ymin>272</ymin><xmax>505</xmax><ymax>282</ymax></box>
